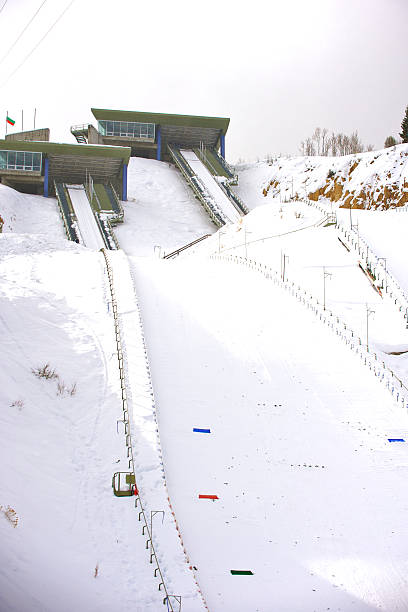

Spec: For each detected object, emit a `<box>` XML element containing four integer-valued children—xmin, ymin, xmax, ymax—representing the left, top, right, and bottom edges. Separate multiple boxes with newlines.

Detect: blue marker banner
<box><xmin>388</xmin><ymin>438</ymin><xmax>405</xmax><ymax>442</ymax></box>
<box><xmin>193</xmin><ymin>428</ymin><xmax>211</xmax><ymax>434</ymax></box>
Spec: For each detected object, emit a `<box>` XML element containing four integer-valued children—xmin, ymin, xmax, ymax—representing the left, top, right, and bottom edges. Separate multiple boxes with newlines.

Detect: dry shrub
<box><xmin>31</xmin><ymin>363</ymin><xmax>58</xmax><ymax>380</ymax></box>
<box><xmin>10</xmin><ymin>399</ymin><xmax>24</xmax><ymax>410</ymax></box>
<box><xmin>31</xmin><ymin>363</ymin><xmax>77</xmax><ymax>397</ymax></box>
<box><xmin>57</xmin><ymin>381</ymin><xmax>77</xmax><ymax>397</ymax></box>
<box><xmin>0</xmin><ymin>505</ymin><xmax>18</xmax><ymax>528</ymax></box>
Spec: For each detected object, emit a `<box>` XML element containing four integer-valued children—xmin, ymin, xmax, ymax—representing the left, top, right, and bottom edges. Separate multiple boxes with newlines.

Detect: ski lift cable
<box><xmin>0</xmin><ymin>0</ymin><xmax>76</xmax><ymax>89</ymax></box>
<box><xmin>0</xmin><ymin>1</ymin><xmax>7</xmax><ymax>15</ymax></box>
<box><xmin>0</xmin><ymin>0</ymin><xmax>48</xmax><ymax>67</ymax></box>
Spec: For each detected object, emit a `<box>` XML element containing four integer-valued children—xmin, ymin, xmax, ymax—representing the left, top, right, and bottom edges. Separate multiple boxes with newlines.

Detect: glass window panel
<box><xmin>16</xmin><ymin>152</ymin><xmax>24</xmax><ymax>169</ymax></box>
<box><xmin>99</xmin><ymin>120</ymin><xmax>155</xmax><ymax>139</ymax></box>
<box><xmin>0</xmin><ymin>150</ymin><xmax>42</xmax><ymax>171</ymax></box>
<box><xmin>8</xmin><ymin>151</ymin><xmax>16</xmax><ymax>168</ymax></box>
<box><xmin>25</xmin><ymin>152</ymin><xmax>33</xmax><ymax>169</ymax></box>
<box><xmin>33</xmin><ymin>153</ymin><xmax>42</xmax><ymax>171</ymax></box>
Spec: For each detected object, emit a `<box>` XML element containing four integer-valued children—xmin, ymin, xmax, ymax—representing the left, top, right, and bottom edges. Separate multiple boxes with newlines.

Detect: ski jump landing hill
<box><xmin>3</xmin><ymin>111</ymin><xmax>408</xmax><ymax>611</ymax></box>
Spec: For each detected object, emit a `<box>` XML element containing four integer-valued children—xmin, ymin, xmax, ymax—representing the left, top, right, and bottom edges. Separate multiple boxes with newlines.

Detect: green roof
<box><xmin>0</xmin><ymin>140</ymin><xmax>131</xmax><ymax>163</ymax></box>
<box><xmin>91</xmin><ymin>108</ymin><xmax>230</xmax><ymax>134</ymax></box>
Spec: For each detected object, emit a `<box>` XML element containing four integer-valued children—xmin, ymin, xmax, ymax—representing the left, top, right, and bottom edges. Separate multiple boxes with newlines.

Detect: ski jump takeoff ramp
<box><xmin>67</xmin><ymin>186</ymin><xmax>106</xmax><ymax>250</ymax></box>
<box><xmin>179</xmin><ymin>150</ymin><xmax>241</xmax><ymax>225</ymax></box>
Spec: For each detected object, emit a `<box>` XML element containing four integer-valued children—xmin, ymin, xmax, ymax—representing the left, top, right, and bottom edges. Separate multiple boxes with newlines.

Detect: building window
<box><xmin>0</xmin><ymin>150</ymin><xmax>42</xmax><ymax>172</ymax></box>
<box><xmin>98</xmin><ymin>120</ymin><xmax>155</xmax><ymax>140</ymax></box>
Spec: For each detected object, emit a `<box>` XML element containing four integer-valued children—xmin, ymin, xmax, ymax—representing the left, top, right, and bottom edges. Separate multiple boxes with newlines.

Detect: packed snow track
<box><xmin>68</xmin><ymin>186</ymin><xmax>106</xmax><ymax>250</ymax></box>
<box><xmin>133</xmin><ymin>255</ymin><xmax>408</xmax><ymax>612</ymax></box>
<box><xmin>179</xmin><ymin>150</ymin><xmax>241</xmax><ymax>224</ymax></box>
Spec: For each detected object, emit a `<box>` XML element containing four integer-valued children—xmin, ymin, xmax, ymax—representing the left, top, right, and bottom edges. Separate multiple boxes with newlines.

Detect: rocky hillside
<box><xmin>240</xmin><ymin>144</ymin><xmax>408</xmax><ymax>210</ymax></box>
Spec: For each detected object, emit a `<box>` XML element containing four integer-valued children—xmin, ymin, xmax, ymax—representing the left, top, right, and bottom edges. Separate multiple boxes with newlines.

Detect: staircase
<box><xmin>70</xmin><ymin>124</ymin><xmax>89</xmax><ymax>144</ymax></box>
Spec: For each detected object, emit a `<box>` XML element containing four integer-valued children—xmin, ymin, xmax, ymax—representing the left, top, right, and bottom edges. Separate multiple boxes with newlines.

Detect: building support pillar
<box><xmin>220</xmin><ymin>133</ymin><xmax>225</xmax><ymax>159</ymax></box>
<box><xmin>122</xmin><ymin>163</ymin><xmax>128</xmax><ymax>201</ymax></box>
<box><xmin>43</xmin><ymin>156</ymin><xmax>49</xmax><ymax>197</ymax></box>
<box><xmin>156</xmin><ymin>126</ymin><xmax>162</xmax><ymax>161</ymax></box>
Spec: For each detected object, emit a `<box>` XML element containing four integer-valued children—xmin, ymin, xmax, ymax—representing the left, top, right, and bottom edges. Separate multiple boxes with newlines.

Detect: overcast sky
<box><xmin>0</xmin><ymin>0</ymin><xmax>407</xmax><ymax>161</ymax></box>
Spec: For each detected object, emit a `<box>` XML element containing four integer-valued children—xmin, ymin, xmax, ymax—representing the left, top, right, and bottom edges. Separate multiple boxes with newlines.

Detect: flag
<box><xmin>6</xmin><ymin>116</ymin><xmax>15</xmax><ymax>126</ymax></box>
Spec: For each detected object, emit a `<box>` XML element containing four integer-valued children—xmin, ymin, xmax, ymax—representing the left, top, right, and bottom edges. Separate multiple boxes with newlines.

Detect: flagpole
<box><xmin>21</xmin><ymin>109</ymin><xmax>23</xmax><ymax>132</ymax></box>
<box><xmin>6</xmin><ymin>110</ymin><xmax>8</xmax><ymax>136</ymax></box>
<box><xmin>34</xmin><ymin>108</ymin><xmax>36</xmax><ymax>130</ymax></box>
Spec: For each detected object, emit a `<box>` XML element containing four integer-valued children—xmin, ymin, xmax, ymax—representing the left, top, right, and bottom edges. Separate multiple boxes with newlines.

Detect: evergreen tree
<box><xmin>400</xmin><ymin>105</ymin><xmax>408</xmax><ymax>143</ymax></box>
<box><xmin>384</xmin><ymin>135</ymin><xmax>397</xmax><ymax>148</ymax></box>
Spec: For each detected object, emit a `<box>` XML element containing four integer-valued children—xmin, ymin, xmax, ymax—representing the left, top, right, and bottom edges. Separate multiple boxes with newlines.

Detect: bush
<box><xmin>31</xmin><ymin>363</ymin><xmax>58</xmax><ymax>380</ymax></box>
<box><xmin>0</xmin><ymin>505</ymin><xmax>18</xmax><ymax>528</ymax></box>
<box><xmin>32</xmin><ymin>363</ymin><xmax>77</xmax><ymax>397</ymax></box>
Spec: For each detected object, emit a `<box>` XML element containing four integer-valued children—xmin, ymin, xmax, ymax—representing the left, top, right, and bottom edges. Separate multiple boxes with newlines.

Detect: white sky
<box><xmin>0</xmin><ymin>0</ymin><xmax>407</xmax><ymax>161</ymax></box>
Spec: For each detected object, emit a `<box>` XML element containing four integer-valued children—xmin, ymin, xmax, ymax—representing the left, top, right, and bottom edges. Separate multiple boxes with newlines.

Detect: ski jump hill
<box><xmin>1</xmin><ymin>110</ymin><xmax>408</xmax><ymax>611</ymax></box>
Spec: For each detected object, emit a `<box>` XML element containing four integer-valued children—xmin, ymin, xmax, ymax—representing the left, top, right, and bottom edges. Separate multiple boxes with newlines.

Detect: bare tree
<box><xmin>336</xmin><ymin>133</ymin><xmax>346</xmax><ymax>156</ymax></box>
<box><xmin>321</xmin><ymin>128</ymin><xmax>329</xmax><ymax>156</ymax></box>
<box><xmin>350</xmin><ymin>131</ymin><xmax>364</xmax><ymax>154</ymax></box>
<box><xmin>329</xmin><ymin>132</ymin><xmax>337</xmax><ymax>156</ymax></box>
<box><xmin>313</xmin><ymin>127</ymin><xmax>322</xmax><ymax>155</ymax></box>
<box><xmin>300</xmin><ymin>127</ymin><xmax>368</xmax><ymax>157</ymax></box>
<box><xmin>305</xmin><ymin>137</ymin><xmax>316</xmax><ymax>156</ymax></box>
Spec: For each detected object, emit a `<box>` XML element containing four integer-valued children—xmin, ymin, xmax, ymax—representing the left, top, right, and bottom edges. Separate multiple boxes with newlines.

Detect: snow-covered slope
<box><xmin>115</xmin><ymin>157</ymin><xmax>215</xmax><ymax>256</ymax></box>
<box><xmin>134</xmin><ymin>254</ymin><xmax>408</xmax><ymax>611</ymax></box>
<box><xmin>0</xmin><ymin>239</ymin><xmax>167</xmax><ymax>611</ymax></box>
<box><xmin>236</xmin><ymin>144</ymin><xmax>408</xmax><ymax>210</ymax></box>
<box><xmin>0</xmin><ymin>183</ymin><xmax>65</xmax><ymax>238</ymax></box>
<box><xmin>2</xmin><ymin>151</ymin><xmax>408</xmax><ymax>611</ymax></box>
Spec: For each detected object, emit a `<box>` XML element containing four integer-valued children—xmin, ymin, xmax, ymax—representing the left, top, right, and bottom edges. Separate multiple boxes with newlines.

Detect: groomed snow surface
<box><xmin>67</xmin><ymin>186</ymin><xmax>106</xmax><ymax>250</ymax></box>
<box><xmin>179</xmin><ymin>150</ymin><xmax>241</xmax><ymax>224</ymax></box>
<box><xmin>1</xmin><ymin>154</ymin><xmax>408</xmax><ymax>611</ymax></box>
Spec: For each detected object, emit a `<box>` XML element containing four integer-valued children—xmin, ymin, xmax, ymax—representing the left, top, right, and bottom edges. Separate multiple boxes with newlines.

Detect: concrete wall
<box><xmin>88</xmin><ymin>125</ymin><xmax>104</xmax><ymax>145</ymax></box>
<box><xmin>6</xmin><ymin>128</ymin><xmax>50</xmax><ymax>142</ymax></box>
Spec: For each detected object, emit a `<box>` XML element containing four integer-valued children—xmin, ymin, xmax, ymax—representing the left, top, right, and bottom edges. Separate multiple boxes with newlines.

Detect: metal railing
<box><xmin>106</xmin><ymin>182</ymin><xmax>124</xmax><ymax>221</ymax></box>
<box><xmin>70</xmin><ymin>123</ymin><xmax>89</xmax><ymax>134</ymax></box>
<box><xmin>211</xmin><ymin>253</ymin><xmax>408</xmax><ymax>409</ymax></box>
<box><xmin>211</xmin><ymin>147</ymin><xmax>237</xmax><ymax>181</ymax></box>
<box><xmin>101</xmin><ymin>250</ymin><xmax>176</xmax><ymax>611</ymax></box>
<box><xmin>168</xmin><ymin>145</ymin><xmax>225</xmax><ymax>227</ymax></box>
<box><xmin>302</xmin><ymin>195</ymin><xmax>408</xmax><ymax>328</ymax></box>
<box><xmin>54</xmin><ymin>181</ymin><xmax>81</xmax><ymax>243</ymax></box>
<box><xmin>336</xmin><ymin>221</ymin><xmax>408</xmax><ymax>327</ymax></box>
<box><xmin>163</xmin><ymin>234</ymin><xmax>211</xmax><ymax>259</ymax></box>
<box><xmin>101</xmin><ymin>250</ymin><xmax>209</xmax><ymax>611</ymax></box>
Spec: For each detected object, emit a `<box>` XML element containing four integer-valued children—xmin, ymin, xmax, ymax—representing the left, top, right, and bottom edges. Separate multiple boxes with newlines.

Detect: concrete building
<box><xmin>0</xmin><ymin>139</ymin><xmax>131</xmax><ymax>199</ymax></box>
<box><xmin>71</xmin><ymin>109</ymin><xmax>230</xmax><ymax>162</ymax></box>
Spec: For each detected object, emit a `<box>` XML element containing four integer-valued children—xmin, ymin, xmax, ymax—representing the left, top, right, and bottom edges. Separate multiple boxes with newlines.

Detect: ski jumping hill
<box><xmin>1</xmin><ymin>153</ymin><xmax>408</xmax><ymax>611</ymax></box>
